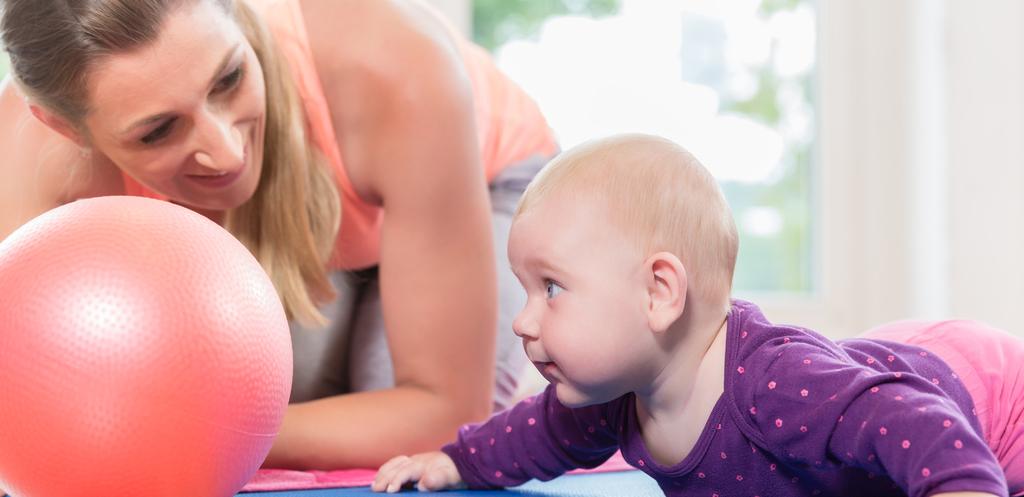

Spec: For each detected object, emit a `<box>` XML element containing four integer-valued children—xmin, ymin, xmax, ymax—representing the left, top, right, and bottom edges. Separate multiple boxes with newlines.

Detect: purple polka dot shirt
<box><xmin>442</xmin><ymin>300</ymin><xmax>1007</xmax><ymax>497</ymax></box>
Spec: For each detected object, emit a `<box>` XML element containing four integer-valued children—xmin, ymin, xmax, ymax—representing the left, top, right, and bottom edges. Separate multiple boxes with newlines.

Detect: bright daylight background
<box><xmin>482</xmin><ymin>0</ymin><xmax>817</xmax><ymax>298</ymax></box>
<box><xmin>428</xmin><ymin>0</ymin><xmax>1024</xmax><ymax>351</ymax></box>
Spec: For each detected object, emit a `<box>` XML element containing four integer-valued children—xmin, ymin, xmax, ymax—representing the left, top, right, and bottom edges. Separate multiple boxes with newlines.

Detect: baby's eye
<box><xmin>545</xmin><ymin>280</ymin><xmax>564</xmax><ymax>300</ymax></box>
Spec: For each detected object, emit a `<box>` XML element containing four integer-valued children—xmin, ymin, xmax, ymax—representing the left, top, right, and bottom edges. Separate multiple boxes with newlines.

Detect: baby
<box><xmin>372</xmin><ymin>134</ymin><xmax>1022</xmax><ymax>497</ymax></box>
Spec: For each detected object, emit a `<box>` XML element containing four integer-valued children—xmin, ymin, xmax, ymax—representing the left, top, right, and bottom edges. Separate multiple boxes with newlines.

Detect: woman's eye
<box><xmin>213</xmin><ymin>66</ymin><xmax>244</xmax><ymax>94</ymax></box>
<box><xmin>545</xmin><ymin>280</ymin><xmax>564</xmax><ymax>300</ymax></box>
<box><xmin>141</xmin><ymin>119</ymin><xmax>175</xmax><ymax>145</ymax></box>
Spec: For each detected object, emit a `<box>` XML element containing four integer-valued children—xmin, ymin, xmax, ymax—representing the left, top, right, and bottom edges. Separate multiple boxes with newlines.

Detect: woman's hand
<box><xmin>371</xmin><ymin>451</ymin><xmax>465</xmax><ymax>493</ymax></box>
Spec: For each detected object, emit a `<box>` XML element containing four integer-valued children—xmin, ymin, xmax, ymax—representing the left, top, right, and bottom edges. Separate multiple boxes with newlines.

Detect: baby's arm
<box><xmin>374</xmin><ymin>385</ymin><xmax>620</xmax><ymax>492</ymax></box>
<box><xmin>442</xmin><ymin>385</ymin><xmax>620</xmax><ymax>489</ymax></box>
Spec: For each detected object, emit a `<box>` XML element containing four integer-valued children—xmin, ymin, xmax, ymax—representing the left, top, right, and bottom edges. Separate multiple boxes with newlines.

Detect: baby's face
<box><xmin>508</xmin><ymin>193</ymin><xmax>658</xmax><ymax>407</ymax></box>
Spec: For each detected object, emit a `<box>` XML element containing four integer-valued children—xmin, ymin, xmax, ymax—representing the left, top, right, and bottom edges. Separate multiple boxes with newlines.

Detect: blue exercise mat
<box><xmin>0</xmin><ymin>469</ymin><xmax>661</xmax><ymax>497</ymax></box>
<box><xmin>237</xmin><ymin>470</ymin><xmax>663</xmax><ymax>496</ymax></box>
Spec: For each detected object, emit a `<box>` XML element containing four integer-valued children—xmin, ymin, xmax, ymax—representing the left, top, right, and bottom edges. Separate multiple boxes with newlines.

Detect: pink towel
<box><xmin>241</xmin><ymin>450</ymin><xmax>635</xmax><ymax>492</ymax></box>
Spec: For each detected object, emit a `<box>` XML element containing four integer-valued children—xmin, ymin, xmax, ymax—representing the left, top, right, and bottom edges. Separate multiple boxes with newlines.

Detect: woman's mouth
<box><xmin>186</xmin><ymin>166</ymin><xmax>244</xmax><ymax>188</ymax></box>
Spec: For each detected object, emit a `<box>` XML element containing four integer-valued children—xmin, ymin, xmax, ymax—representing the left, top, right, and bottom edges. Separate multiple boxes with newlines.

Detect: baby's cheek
<box><xmin>565</xmin><ymin>348</ymin><xmax>628</xmax><ymax>387</ymax></box>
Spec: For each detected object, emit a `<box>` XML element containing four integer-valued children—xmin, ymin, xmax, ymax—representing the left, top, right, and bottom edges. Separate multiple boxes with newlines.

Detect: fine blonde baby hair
<box><xmin>516</xmin><ymin>133</ymin><xmax>738</xmax><ymax>306</ymax></box>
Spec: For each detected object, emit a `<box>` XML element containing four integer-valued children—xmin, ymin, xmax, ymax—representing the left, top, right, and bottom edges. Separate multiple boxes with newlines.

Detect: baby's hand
<box><xmin>372</xmin><ymin>451</ymin><xmax>465</xmax><ymax>493</ymax></box>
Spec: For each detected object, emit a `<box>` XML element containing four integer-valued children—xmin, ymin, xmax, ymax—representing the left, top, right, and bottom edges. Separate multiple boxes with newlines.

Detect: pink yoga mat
<box><xmin>241</xmin><ymin>451</ymin><xmax>634</xmax><ymax>492</ymax></box>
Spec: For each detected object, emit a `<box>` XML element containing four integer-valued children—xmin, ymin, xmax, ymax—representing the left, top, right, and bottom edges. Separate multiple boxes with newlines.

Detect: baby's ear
<box><xmin>644</xmin><ymin>252</ymin><xmax>687</xmax><ymax>333</ymax></box>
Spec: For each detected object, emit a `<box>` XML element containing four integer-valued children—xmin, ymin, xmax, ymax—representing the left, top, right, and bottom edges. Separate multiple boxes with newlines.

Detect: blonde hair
<box><xmin>517</xmin><ymin>134</ymin><xmax>738</xmax><ymax>305</ymax></box>
<box><xmin>1</xmin><ymin>0</ymin><xmax>340</xmax><ymax>325</ymax></box>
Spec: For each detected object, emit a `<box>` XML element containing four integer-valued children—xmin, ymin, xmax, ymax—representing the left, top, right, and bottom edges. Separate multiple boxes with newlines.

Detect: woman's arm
<box><xmin>0</xmin><ymin>78</ymin><xmax>122</xmax><ymax>240</ymax></box>
<box><xmin>0</xmin><ymin>79</ymin><xmax>68</xmax><ymax>239</ymax></box>
<box><xmin>265</xmin><ymin>0</ymin><xmax>498</xmax><ymax>469</ymax></box>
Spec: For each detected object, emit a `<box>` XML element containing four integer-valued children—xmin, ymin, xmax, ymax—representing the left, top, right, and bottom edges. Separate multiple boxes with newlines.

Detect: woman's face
<box><xmin>83</xmin><ymin>0</ymin><xmax>266</xmax><ymax>213</ymax></box>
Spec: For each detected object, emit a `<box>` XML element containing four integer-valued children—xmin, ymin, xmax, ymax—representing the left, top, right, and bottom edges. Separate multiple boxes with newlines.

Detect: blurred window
<box><xmin>475</xmin><ymin>0</ymin><xmax>817</xmax><ymax>295</ymax></box>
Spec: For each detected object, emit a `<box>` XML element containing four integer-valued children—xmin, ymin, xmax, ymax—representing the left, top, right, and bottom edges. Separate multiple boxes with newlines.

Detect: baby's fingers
<box><xmin>385</xmin><ymin>458</ymin><xmax>428</xmax><ymax>493</ymax></box>
<box><xmin>374</xmin><ymin>457</ymin><xmax>425</xmax><ymax>491</ymax></box>
<box><xmin>372</xmin><ymin>455</ymin><xmax>415</xmax><ymax>493</ymax></box>
<box><xmin>376</xmin><ymin>455</ymin><xmax>410</xmax><ymax>478</ymax></box>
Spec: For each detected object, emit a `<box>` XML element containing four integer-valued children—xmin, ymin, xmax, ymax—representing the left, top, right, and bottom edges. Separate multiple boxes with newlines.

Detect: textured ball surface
<box><xmin>0</xmin><ymin>196</ymin><xmax>292</xmax><ymax>497</ymax></box>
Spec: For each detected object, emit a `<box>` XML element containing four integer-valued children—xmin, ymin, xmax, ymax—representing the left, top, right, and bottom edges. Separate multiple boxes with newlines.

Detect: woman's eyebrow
<box><xmin>119</xmin><ymin>43</ymin><xmax>242</xmax><ymax>135</ymax></box>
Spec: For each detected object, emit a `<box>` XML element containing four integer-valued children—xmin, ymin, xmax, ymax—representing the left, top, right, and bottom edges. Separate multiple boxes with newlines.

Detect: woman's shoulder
<box><xmin>299</xmin><ymin>0</ymin><xmax>467</xmax><ymax>90</ymax></box>
<box><xmin>0</xmin><ymin>79</ymin><xmax>123</xmax><ymax>239</ymax></box>
<box><xmin>295</xmin><ymin>0</ymin><xmax>476</xmax><ymax>197</ymax></box>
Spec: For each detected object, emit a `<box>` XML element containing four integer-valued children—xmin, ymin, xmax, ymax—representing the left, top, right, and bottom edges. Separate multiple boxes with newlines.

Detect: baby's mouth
<box><xmin>533</xmin><ymin>361</ymin><xmax>560</xmax><ymax>379</ymax></box>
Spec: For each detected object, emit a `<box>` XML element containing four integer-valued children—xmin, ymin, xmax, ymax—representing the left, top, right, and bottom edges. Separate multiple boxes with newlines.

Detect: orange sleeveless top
<box><xmin>124</xmin><ymin>0</ymin><xmax>557</xmax><ymax>269</ymax></box>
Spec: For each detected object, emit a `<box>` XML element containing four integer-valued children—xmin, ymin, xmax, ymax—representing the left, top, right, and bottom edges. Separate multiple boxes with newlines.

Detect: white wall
<box><xmin>945</xmin><ymin>1</ymin><xmax>1024</xmax><ymax>333</ymax></box>
<box><xmin>809</xmin><ymin>0</ymin><xmax>1024</xmax><ymax>337</ymax></box>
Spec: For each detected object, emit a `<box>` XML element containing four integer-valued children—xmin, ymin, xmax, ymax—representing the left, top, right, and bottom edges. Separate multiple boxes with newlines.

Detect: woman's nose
<box><xmin>194</xmin><ymin>112</ymin><xmax>244</xmax><ymax>171</ymax></box>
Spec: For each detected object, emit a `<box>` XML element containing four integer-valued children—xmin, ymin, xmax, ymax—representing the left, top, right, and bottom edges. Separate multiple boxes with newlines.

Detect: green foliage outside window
<box><xmin>721</xmin><ymin>1</ymin><xmax>815</xmax><ymax>293</ymax></box>
<box><xmin>473</xmin><ymin>0</ymin><xmax>620</xmax><ymax>52</ymax></box>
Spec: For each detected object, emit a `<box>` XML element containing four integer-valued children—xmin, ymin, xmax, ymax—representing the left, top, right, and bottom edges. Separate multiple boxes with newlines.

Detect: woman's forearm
<box><xmin>263</xmin><ymin>384</ymin><xmax>487</xmax><ymax>469</ymax></box>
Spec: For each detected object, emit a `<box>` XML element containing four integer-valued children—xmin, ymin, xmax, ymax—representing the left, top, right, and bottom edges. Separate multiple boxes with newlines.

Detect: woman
<box><xmin>0</xmin><ymin>0</ymin><xmax>557</xmax><ymax>469</ymax></box>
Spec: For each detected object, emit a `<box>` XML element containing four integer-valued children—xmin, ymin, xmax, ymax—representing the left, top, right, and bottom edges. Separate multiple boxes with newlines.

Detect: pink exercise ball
<box><xmin>0</xmin><ymin>196</ymin><xmax>292</xmax><ymax>497</ymax></box>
